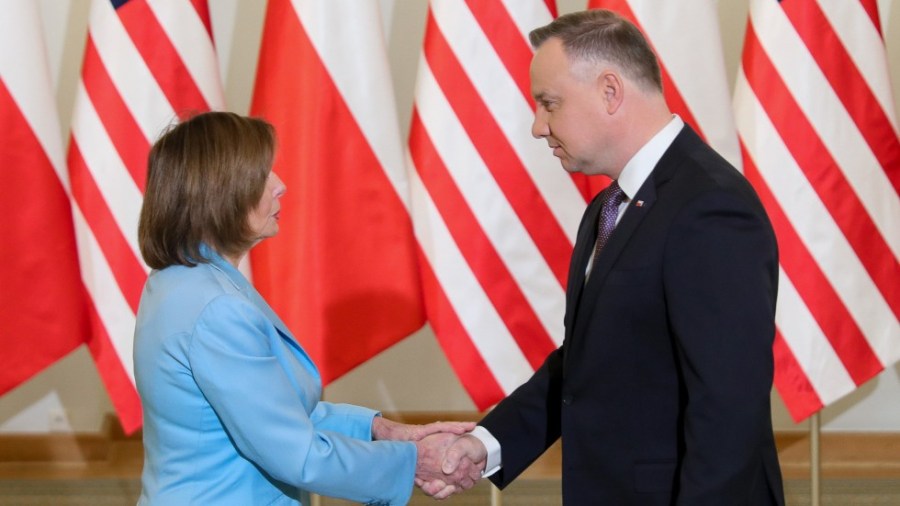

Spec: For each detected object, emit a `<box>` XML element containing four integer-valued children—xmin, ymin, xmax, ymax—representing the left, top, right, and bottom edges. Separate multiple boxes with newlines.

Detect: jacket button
<box><xmin>562</xmin><ymin>395</ymin><xmax>573</xmax><ymax>405</ymax></box>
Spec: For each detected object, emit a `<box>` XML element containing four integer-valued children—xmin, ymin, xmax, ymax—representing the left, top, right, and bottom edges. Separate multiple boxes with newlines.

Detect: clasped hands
<box><xmin>372</xmin><ymin>417</ymin><xmax>488</xmax><ymax>499</ymax></box>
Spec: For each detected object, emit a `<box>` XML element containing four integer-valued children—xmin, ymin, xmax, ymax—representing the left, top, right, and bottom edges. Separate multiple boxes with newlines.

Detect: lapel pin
<box><xmin>635</xmin><ymin>200</ymin><xmax>644</xmax><ymax>207</ymax></box>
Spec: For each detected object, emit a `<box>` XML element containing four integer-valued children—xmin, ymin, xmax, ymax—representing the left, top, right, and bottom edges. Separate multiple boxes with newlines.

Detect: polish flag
<box><xmin>250</xmin><ymin>0</ymin><xmax>425</xmax><ymax>383</ymax></box>
<box><xmin>0</xmin><ymin>0</ymin><xmax>89</xmax><ymax>394</ymax></box>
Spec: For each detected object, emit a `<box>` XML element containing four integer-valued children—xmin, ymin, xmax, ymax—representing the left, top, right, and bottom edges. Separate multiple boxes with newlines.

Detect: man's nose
<box><xmin>531</xmin><ymin>112</ymin><xmax>549</xmax><ymax>139</ymax></box>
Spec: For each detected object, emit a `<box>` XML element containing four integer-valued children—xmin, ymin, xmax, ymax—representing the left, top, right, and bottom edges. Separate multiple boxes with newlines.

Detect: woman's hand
<box><xmin>371</xmin><ymin>417</ymin><xmax>476</xmax><ymax>442</ymax></box>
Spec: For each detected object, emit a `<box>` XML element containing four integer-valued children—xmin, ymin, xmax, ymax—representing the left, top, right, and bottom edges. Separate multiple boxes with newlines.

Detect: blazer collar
<box><xmin>201</xmin><ymin>244</ymin><xmax>295</xmax><ymax>344</ymax></box>
<box><xmin>201</xmin><ymin>244</ymin><xmax>320</xmax><ymax>379</ymax></box>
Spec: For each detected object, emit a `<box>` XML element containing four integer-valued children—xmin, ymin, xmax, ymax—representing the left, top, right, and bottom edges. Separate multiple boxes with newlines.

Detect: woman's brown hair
<box><xmin>138</xmin><ymin>112</ymin><xmax>275</xmax><ymax>269</ymax></box>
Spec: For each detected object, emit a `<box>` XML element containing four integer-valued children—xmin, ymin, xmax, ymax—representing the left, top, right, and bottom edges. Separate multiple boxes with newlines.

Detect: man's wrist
<box><xmin>469</xmin><ymin>426</ymin><xmax>502</xmax><ymax>477</ymax></box>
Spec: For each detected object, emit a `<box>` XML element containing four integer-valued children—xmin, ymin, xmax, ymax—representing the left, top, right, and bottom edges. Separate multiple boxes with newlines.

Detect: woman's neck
<box><xmin>222</xmin><ymin>251</ymin><xmax>248</xmax><ymax>269</ymax></box>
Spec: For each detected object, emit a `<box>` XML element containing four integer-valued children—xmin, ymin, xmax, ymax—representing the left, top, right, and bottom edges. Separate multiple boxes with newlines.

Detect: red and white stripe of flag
<box><xmin>250</xmin><ymin>0</ymin><xmax>425</xmax><ymax>384</ymax></box>
<box><xmin>67</xmin><ymin>0</ymin><xmax>223</xmax><ymax>433</ymax></box>
<box><xmin>735</xmin><ymin>0</ymin><xmax>900</xmax><ymax>421</ymax></box>
<box><xmin>408</xmin><ymin>0</ymin><xmax>597</xmax><ymax>409</ymax></box>
<box><xmin>0</xmin><ymin>0</ymin><xmax>89</xmax><ymax>394</ymax></box>
<box><xmin>588</xmin><ymin>0</ymin><xmax>741</xmax><ymax>169</ymax></box>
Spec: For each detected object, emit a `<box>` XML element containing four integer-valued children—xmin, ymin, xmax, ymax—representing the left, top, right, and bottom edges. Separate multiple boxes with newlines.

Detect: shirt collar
<box><xmin>616</xmin><ymin>115</ymin><xmax>684</xmax><ymax>200</ymax></box>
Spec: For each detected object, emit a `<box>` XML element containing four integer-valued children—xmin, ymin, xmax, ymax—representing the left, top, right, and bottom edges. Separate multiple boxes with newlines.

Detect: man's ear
<box><xmin>599</xmin><ymin>70</ymin><xmax>624</xmax><ymax>114</ymax></box>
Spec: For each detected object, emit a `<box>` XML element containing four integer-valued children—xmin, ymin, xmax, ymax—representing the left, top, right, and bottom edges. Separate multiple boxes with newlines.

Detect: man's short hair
<box><xmin>529</xmin><ymin>9</ymin><xmax>663</xmax><ymax>93</ymax></box>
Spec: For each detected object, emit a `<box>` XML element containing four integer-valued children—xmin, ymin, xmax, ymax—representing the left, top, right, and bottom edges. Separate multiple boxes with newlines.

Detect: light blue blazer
<box><xmin>133</xmin><ymin>245</ymin><xmax>416</xmax><ymax>505</ymax></box>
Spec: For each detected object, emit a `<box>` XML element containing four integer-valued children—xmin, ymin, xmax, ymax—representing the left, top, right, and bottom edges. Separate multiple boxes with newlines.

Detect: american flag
<box><xmin>735</xmin><ymin>0</ymin><xmax>900</xmax><ymax>421</ymax></box>
<box><xmin>67</xmin><ymin>0</ymin><xmax>223</xmax><ymax>433</ymax></box>
<box><xmin>249</xmin><ymin>0</ymin><xmax>425</xmax><ymax>384</ymax></box>
<box><xmin>408</xmin><ymin>0</ymin><xmax>603</xmax><ymax>409</ymax></box>
<box><xmin>0</xmin><ymin>0</ymin><xmax>89</xmax><ymax>395</ymax></box>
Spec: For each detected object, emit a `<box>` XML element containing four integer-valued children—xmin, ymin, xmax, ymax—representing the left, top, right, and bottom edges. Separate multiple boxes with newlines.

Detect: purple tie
<box><xmin>593</xmin><ymin>181</ymin><xmax>625</xmax><ymax>259</ymax></box>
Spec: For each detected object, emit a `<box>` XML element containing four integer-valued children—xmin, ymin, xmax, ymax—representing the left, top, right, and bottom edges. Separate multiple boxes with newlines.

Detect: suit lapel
<box><xmin>569</xmin><ymin>127</ymin><xmax>690</xmax><ymax>340</ymax></box>
<box><xmin>565</xmin><ymin>194</ymin><xmax>604</xmax><ymax>336</ymax></box>
<box><xmin>583</xmin><ymin>178</ymin><xmax>658</xmax><ymax>292</ymax></box>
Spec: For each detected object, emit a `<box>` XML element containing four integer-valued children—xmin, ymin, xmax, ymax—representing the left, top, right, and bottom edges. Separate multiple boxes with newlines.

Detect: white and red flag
<box><xmin>67</xmin><ymin>0</ymin><xmax>224</xmax><ymax>433</ymax></box>
<box><xmin>735</xmin><ymin>0</ymin><xmax>900</xmax><ymax>421</ymax></box>
<box><xmin>587</xmin><ymin>0</ymin><xmax>740</xmax><ymax>168</ymax></box>
<box><xmin>249</xmin><ymin>0</ymin><xmax>425</xmax><ymax>383</ymax></box>
<box><xmin>0</xmin><ymin>0</ymin><xmax>90</xmax><ymax>394</ymax></box>
<box><xmin>408</xmin><ymin>0</ymin><xmax>606</xmax><ymax>409</ymax></box>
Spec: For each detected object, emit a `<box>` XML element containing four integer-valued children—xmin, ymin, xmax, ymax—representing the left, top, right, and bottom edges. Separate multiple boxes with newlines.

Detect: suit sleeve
<box><xmin>479</xmin><ymin>193</ymin><xmax>601</xmax><ymax>488</ymax></box>
<box><xmin>309</xmin><ymin>401</ymin><xmax>378</xmax><ymax>441</ymax></box>
<box><xmin>663</xmin><ymin>189</ymin><xmax>778</xmax><ymax>504</ymax></box>
<box><xmin>480</xmin><ymin>346</ymin><xmax>564</xmax><ymax>488</ymax></box>
<box><xmin>189</xmin><ymin>294</ymin><xmax>415</xmax><ymax>505</ymax></box>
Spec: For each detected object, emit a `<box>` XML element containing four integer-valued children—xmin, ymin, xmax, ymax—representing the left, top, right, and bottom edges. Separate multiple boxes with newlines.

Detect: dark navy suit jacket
<box><xmin>482</xmin><ymin>125</ymin><xmax>785</xmax><ymax>505</ymax></box>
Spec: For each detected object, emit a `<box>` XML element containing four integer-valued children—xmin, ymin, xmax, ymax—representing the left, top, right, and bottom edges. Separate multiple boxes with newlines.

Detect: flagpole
<box><xmin>810</xmin><ymin>411</ymin><xmax>821</xmax><ymax>506</ymax></box>
<box><xmin>491</xmin><ymin>484</ymin><xmax>503</xmax><ymax>506</ymax></box>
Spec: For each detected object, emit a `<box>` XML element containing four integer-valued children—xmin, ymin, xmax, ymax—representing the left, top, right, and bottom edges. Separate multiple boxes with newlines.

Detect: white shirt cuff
<box><xmin>469</xmin><ymin>425</ymin><xmax>502</xmax><ymax>477</ymax></box>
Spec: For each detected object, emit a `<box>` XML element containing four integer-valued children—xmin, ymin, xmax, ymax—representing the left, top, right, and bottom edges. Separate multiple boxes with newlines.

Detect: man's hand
<box><xmin>443</xmin><ymin>434</ymin><xmax>487</xmax><ymax>476</ymax></box>
<box><xmin>371</xmin><ymin>417</ymin><xmax>476</xmax><ymax>442</ymax></box>
<box><xmin>414</xmin><ymin>433</ymin><xmax>487</xmax><ymax>500</ymax></box>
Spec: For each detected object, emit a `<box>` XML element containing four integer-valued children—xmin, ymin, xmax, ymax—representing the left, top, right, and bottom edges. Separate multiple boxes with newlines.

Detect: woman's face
<box><xmin>247</xmin><ymin>171</ymin><xmax>286</xmax><ymax>242</ymax></box>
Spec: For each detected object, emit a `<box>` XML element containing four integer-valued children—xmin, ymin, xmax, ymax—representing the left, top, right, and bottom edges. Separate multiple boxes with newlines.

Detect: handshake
<box><xmin>372</xmin><ymin>418</ymin><xmax>489</xmax><ymax>500</ymax></box>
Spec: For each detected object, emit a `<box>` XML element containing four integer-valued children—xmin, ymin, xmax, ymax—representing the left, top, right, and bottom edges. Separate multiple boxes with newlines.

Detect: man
<box><xmin>437</xmin><ymin>9</ymin><xmax>785</xmax><ymax>505</ymax></box>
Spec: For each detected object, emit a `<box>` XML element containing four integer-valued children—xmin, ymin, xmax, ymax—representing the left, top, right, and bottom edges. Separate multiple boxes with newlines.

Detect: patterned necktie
<box><xmin>593</xmin><ymin>180</ymin><xmax>626</xmax><ymax>260</ymax></box>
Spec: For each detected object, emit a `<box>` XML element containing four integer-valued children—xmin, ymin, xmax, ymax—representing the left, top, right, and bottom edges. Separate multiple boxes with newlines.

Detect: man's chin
<box><xmin>559</xmin><ymin>160</ymin><xmax>580</xmax><ymax>173</ymax></box>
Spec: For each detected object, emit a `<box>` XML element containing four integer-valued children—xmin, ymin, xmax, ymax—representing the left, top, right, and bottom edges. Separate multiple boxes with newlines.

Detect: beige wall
<box><xmin>1</xmin><ymin>0</ymin><xmax>898</xmax><ymax>433</ymax></box>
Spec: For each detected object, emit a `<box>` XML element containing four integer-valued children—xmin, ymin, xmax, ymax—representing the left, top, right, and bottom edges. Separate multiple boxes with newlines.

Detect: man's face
<box><xmin>530</xmin><ymin>38</ymin><xmax>612</xmax><ymax>176</ymax></box>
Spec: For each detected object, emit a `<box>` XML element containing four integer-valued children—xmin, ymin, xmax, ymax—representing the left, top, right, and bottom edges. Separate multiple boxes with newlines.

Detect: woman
<box><xmin>134</xmin><ymin>112</ymin><xmax>472</xmax><ymax>505</ymax></box>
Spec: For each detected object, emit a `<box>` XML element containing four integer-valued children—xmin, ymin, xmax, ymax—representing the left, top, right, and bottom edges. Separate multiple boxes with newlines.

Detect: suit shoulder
<box><xmin>663</xmin><ymin>134</ymin><xmax>763</xmax><ymax>212</ymax></box>
<box><xmin>137</xmin><ymin>263</ymin><xmax>247</xmax><ymax>333</ymax></box>
<box><xmin>148</xmin><ymin>262</ymin><xmax>241</xmax><ymax>298</ymax></box>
